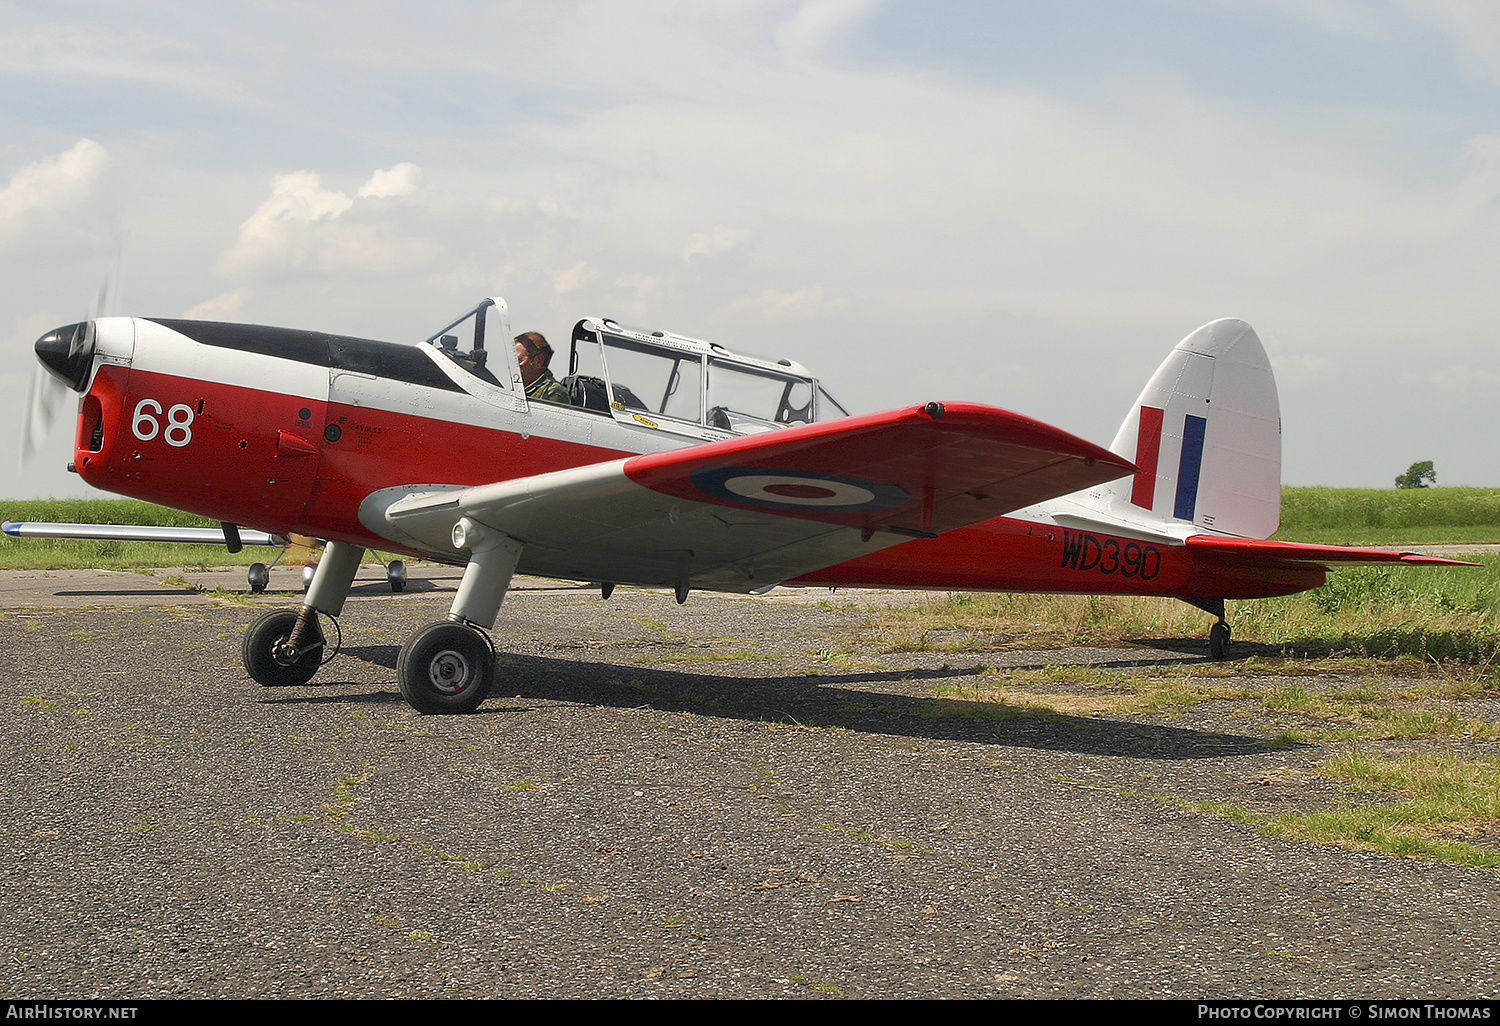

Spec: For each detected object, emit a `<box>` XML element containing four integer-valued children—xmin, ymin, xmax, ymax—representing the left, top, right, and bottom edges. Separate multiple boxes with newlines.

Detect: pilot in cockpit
<box><xmin>514</xmin><ymin>332</ymin><xmax>572</xmax><ymax>405</ymax></box>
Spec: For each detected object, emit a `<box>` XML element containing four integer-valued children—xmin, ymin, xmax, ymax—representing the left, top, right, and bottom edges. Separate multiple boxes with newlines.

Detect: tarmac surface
<box><xmin>1</xmin><ymin>565</ymin><xmax>1497</xmax><ymax>1000</ymax></box>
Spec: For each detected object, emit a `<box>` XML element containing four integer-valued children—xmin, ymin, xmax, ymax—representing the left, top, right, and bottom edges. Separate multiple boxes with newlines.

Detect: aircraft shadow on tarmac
<box><xmin>263</xmin><ymin>643</ymin><xmax>1297</xmax><ymax>760</ymax></box>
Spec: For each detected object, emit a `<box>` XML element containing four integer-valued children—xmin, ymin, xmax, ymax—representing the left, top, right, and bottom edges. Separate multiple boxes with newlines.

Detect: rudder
<box><xmin>1106</xmin><ymin>319</ymin><xmax>1281</xmax><ymax>539</ymax></box>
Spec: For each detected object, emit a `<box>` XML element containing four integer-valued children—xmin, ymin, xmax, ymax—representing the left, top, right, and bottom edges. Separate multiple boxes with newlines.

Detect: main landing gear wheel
<box><xmin>1209</xmin><ymin>620</ymin><xmax>1232</xmax><ymax>661</ymax></box>
<box><xmin>396</xmin><ymin>621</ymin><xmax>494</xmax><ymax>715</ymax></box>
<box><xmin>247</xmin><ymin>562</ymin><xmax>270</xmax><ymax>594</ymax></box>
<box><xmin>242</xmin><ymin>608</ymin><xmax>325</xmax><ymax>687</ymax></box>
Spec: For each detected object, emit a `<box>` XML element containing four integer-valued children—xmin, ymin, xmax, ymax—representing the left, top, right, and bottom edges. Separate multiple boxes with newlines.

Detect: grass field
<box><xmin>1277</xmin><ymin>486</ymin><xmax>1500</xmax><ymax>545</ymax></box>
<box><xmin>0</xmin><ymin>500</ymin><xmax>266</xmax><ymax>571</ymax></box>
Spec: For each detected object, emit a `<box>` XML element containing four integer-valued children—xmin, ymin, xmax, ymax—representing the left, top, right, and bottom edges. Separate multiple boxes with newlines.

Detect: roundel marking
<box><xmin>690</xmin><ymin>466</ymin><xmax>911</xmax><ymax>512</ymax></box>
<box><xmin>765</xmin><ymin>483</ymin><xmax>838</xmax><ymax>500</ymax></box>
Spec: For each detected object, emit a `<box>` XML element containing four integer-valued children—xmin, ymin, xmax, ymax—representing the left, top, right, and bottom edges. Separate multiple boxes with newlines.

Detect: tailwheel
<box><xmin>243</xmin><ymin>608</ymin><xmax>325</xmax><ymax>686</ymax></box>
<box><xmin>396</xmin><ymin>621</ymin><xmax>494</xmax><ymax>714</ymax></box>
<box><xmin>1209</xmin><ymin>620</ymin><xmax>1232</xmax><ymax>661</ymax></box>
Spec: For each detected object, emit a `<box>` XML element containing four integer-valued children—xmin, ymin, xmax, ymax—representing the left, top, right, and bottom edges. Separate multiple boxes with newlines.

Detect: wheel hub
<box><xmin>428</xmin><ymin>649</ymin><xmax>471</xmax><ymax>693</ymax></box>
<box><xmin>271</xmin><ymin>639</ymin><xmax>301</xmax><ymax>667</ymax></box>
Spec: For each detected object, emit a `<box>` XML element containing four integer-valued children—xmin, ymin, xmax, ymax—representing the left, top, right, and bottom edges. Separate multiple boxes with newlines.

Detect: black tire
<box><xmin>1209</xmin><ymin>621</ymin><xmax>1232</xmax><ymax>661</ymax></box>
<box><xmin>243</xmin><ymin>609</ymin><xmax>323</xmax><ymax>687</ymax></box>
<box><xmin>396</xmin><ymin>621</ymin><xmax>493</xmax><ymax>714</ymax></box>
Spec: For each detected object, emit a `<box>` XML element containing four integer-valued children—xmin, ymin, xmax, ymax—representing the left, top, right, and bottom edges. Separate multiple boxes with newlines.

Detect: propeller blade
<box><xmin>17</xmin><ymin>365</ymin><xmax>70</xmax><ymax>474</ymax></box>
<box><xmin>17</xmin><ymin>268</ymin><xmax>116</xmax><ymax>475</ymax></box>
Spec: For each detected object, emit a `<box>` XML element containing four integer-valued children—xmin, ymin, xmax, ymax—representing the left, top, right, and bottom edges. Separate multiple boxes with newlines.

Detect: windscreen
<box><xmin>601</xmin><ymin>335</ymin><xmax>702</xmax><ymax>423</ymax></box>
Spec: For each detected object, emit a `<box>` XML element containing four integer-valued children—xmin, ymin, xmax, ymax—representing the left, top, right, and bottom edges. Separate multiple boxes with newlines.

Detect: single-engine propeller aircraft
<box><xmin>26</xmin><ymin>297</ymin><xmax>1467</xmax><ymax>713</ymax></box>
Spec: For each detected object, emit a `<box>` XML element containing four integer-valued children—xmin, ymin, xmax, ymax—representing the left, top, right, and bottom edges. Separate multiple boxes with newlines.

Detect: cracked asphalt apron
<box><xmin>1</xmin><ymin>567</ymin><xmax>1495</xmax><ymax>999</ymax></box>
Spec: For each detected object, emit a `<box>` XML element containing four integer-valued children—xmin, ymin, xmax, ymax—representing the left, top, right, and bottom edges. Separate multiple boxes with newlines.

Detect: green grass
<box><xmin>878</xmin><ymin>570</ymin><xmax>1500</xmax><ymax>870</ymax></box>
<box><xmin>0</xmin><ymin>499</ymin><xmax>263</xmax><ymax>570</ymax></box>
<box><xmin>0</xmin><ymin>537</ymin><xmax>276</xmax><ymax>571</ymax></box>
<box><xmin>872</xmin><ymin>555</ymin><xmax>1500</xmax><ymax>664</ymax></box>
<box><xmin>1278</xmin><ymin>486</ymin><xmax>1500</xmax><ymax>545</ymax></box>
<box><xmin>2</xmin><ymin>498</ymin><xmax>220</xmax><ymax>528</ymax></box>
<box><xmin>1263</xmin><ymin>752</ymin><xmax>1500</xmax><ymax>869</ymax></box>
<box><xmin>0</xmin><ymin>498</ymin><xmax>403</xmax><ymax>571</ymax></box>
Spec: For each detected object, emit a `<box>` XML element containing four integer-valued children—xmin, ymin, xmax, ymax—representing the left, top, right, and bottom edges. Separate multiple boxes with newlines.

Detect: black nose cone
<box><xmin>35</xmin><ymin>322</ymin><xmax>94</xmax><ymax>392</ymax></box>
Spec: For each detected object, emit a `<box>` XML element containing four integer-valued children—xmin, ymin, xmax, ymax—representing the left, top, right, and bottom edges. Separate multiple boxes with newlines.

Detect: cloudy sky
<box><xmin>3</xmin><ymin>0</ymin><xmax>1498</xmax><ymax>501</ymax></box>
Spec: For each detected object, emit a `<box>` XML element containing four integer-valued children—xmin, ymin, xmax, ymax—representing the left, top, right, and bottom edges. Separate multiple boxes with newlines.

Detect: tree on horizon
<box><xmin>1395</xmin><ymin>461</ymin><xmax>1437</xmax><ymax>489</ymax></box>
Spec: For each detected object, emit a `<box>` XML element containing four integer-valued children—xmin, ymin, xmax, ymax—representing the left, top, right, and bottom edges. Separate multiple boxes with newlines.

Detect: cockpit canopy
<box><xmin>568</xmin><ymin>317</ymin><xmax>848</xmax><ymax>435</ymax></box>
<box><xmin>424</xmin><ymin>299</ymin><xmax>849</xmax><ymax>438</ymax></box>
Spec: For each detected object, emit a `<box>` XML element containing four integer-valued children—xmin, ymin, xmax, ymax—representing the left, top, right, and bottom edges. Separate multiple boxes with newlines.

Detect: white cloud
<box><xmin>217</xmin><ymin>170</ymin><xmax>354</xmax><ymax>275</ymax></box>
<box><xmin>731</xmin><ymin>286</ymin><xmax>832</xmax><ymax>320</ymax></box>
<box><xmin>777</xmin><ymin>0</ymin><xmax>884</xmax><ymax>59</ymax></box>
<box><xmin>181</xmin><ymin>287</ymin><xmax>251</xmax><ymax>321</ymax></box>
<box><xmin>1430</xmin><ymin>362</ymin><xmax>1500</xmax><ymax>394</ymax></box>
<box><xmin>357</xmin><ymin>163</ymin><xmax>422</xmax><ymax>200</ymax></box>
<box><xmin>0</xmin><ymin>139</ymin><xmax>108</xmax><ymax>235</ymax></box>
<box><xmin>682</xmin><ymin>226</ymin><xmax>750</xmax><ymax>262</ymax></box>
<box><xmin>216</xmin><ymin>165</ymin><xmax>433</xmax><ymax>277</ymax></box>
<box><xmin>553</xmin><ymin>261</ymin><xmax>597</xmax><ymax>296</ymax></box>
<box><xmin>313</xmin><ymin>224</ymin><xmax>440</xmax><ymax>273</ymax></box>
<box><xmin>615</xmin><ymin>273</ymin><xmax>660</xmax><ymax>317</ymax></box>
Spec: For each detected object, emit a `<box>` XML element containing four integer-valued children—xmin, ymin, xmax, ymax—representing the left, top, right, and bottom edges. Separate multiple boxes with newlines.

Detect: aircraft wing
<box><xmin>367</xmin><ymin>402</ymin><xmax>1136</xmax><ymax>592</ymax></box>
<box><xmin>2</xmin><ymin>521</ymin><xmax>282</xmax><ymax>546</ymax></box>
<box><xmin>1185</xmin><ymin>535</ymin><xmax>1479</xmax><ymax>568</ymax></box>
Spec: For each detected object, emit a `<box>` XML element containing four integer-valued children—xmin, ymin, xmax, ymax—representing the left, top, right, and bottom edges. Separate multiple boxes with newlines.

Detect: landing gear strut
<box><xmin>240</xmin><ymin>526</ymin><xmax>523</xmax><ymax>715</ymax></box>
<box><xmin>242</xmin><ymin>540</ymin><xmax>363</xmax><ymax>688</ymax></box>
<box><xmin>242</xmin><ymin>608</ymin><xmax>325</xmax><ymax>686</ymax></box>
<box><xmin>393</xmin><ymin>518</ymin><xmax>522</xmax><ymax>715</ymax></box>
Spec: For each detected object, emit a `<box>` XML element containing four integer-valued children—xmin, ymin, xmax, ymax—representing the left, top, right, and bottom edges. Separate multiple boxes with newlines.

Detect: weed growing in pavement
<box><xmin>1187</xmin><ymin>751</ymin><xmax>1500</xmax><ymax>871</ymax></box>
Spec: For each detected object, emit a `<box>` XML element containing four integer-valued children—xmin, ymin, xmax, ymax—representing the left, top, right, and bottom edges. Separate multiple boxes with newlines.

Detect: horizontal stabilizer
<box><xmin>1186</xmin><ymin>535</ymin><xmax>1479</xmax><ymax>568</ymax></box>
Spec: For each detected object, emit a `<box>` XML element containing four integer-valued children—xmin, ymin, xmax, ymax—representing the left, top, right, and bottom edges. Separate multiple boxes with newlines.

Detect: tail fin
<box><xmin>1104</xmin><ymin>319</ymin><xmax>1281</xmax><ymax>539</ymax></box>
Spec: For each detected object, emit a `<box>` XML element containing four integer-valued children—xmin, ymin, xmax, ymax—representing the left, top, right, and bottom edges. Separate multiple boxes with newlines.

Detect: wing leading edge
<box><xmin>364</xmin><ymin>402</ymin><xmax>1135</xmax><ymax>593</ymax></box>
<box><xmin>2</xmin><ymin>521</ymin><xmax>282</xmax><ymax>546</ymax></box>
